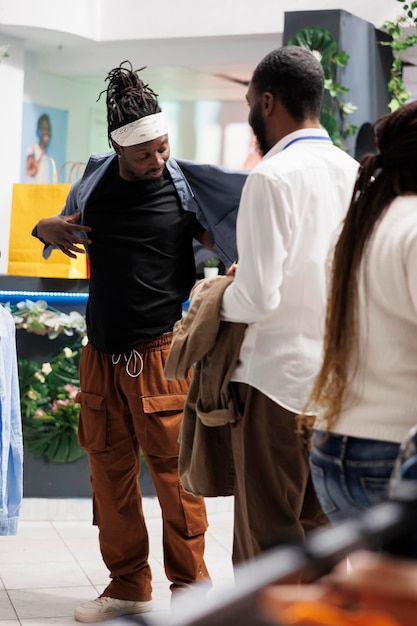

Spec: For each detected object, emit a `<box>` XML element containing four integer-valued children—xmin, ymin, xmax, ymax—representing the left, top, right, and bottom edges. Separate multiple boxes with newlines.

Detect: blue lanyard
<box><xmin>283</xmin><ymin>135</ymin><xmax>332</xmax><ymax>150</ymax></box>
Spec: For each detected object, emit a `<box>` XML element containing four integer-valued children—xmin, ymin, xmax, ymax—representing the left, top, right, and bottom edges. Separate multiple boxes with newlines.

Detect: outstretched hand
<box><xmin>37</xmin><ymin>212</ymin><xmax>92</xmax><ymax>258</ymax></box>
<box><xmin>226</xmin><ymin>261</ymin><xmax>238</xmax><ymax>276</ymax></box>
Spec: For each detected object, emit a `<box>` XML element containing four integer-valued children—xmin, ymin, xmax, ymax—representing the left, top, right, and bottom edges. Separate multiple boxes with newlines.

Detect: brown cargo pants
<box><xmin>76</xmin><ymin>333</ymin><xmax>209</xmax><ymax>601</ymax></box>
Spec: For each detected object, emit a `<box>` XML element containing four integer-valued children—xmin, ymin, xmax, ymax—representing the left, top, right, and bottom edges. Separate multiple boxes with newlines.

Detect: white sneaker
<box><xmin>74</xmin><ymin>596</ymin><xmax>152</xmax><ymax>623</ymax></box>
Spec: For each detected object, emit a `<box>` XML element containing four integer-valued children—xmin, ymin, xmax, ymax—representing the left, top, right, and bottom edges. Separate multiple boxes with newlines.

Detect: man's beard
<box><xmin>250</xmin><ymin>107</ymin><xmax>270</xmax><ymax>157</ymax></box>
<box><xmin>132</xmin><ymin>166</ymin><xmax>167</xmax><ymax>189</ymax></box>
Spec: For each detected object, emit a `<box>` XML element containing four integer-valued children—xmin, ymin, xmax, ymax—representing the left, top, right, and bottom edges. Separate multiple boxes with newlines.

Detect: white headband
<box><xmin>110</xmin><ymin>112</ymin><xmax>169</xmax><ymax>147</ymax></box>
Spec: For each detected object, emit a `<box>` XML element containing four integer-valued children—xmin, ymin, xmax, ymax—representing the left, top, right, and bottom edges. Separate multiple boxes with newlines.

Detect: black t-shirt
<box><xmin>84</xmin><ymin>161</ymin><xmax>203</xmax><ymax>353</ymax></box>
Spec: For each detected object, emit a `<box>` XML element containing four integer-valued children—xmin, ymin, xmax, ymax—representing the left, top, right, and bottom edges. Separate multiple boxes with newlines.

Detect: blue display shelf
<box><xmin>0</xmin><ymin>290</ymin><xmax>89</xmax><ymax>305</ymax></box>
<box><xmin>0</xmin><ymin>277</ymin><xmax>89</xmax><ymax>311</ymax></box>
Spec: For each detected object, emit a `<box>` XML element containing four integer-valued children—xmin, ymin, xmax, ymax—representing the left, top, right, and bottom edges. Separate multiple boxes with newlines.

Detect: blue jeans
<box><xmin>310</xmin><ymin>431</ymin><xmax>400</xmax><ymax>523</ymax></box>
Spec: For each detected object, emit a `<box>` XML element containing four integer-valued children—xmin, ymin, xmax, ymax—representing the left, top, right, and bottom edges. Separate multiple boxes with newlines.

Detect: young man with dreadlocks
<box><xmin>32</xmin><ymin>61</ymin><xmax>246</xmax><ymax>623</ymax></box>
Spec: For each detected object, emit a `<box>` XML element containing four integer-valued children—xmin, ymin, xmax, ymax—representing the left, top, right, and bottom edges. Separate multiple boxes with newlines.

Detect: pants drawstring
<box><xmin>112</xmin><ymin>350</ymin><xmax>144</xmax><ymax>378</ymax></box>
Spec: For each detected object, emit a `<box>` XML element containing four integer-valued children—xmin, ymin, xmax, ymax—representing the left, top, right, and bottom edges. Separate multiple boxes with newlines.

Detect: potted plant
<box><xmin>203</xmin><ymin>256</ymin><xmax>221</xmax><ymax>278</ymax></box>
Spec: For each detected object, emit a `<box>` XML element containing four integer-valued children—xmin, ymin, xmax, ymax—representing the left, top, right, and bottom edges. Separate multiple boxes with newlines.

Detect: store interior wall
<box><xmin>0</xmin><ymin>0</ymin><xmax>415</xmax><ymax>274</ymax></box>
<box><xmin>0</xmin><ymin>58</ymin><xmax>251</xmax><ymax>274</ymax></box>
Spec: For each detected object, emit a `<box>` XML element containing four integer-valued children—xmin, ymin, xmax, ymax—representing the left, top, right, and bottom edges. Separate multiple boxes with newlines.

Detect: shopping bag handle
<box><xmin>38</xmin><ymin>157</ymin><xmax>58</xmax><ymax>184</ymax></box>
<box><xmin>58</xmin><ymin>161</ymin><xmax>86</xmax><ymax>183</ymax></box>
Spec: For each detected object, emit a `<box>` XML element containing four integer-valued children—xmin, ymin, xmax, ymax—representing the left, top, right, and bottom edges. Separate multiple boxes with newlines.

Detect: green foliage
<box><xmin>381</xmin><ymin>0</ymin><xmax>417</xmax><ymax>111</ymax></box>
<box><xmin>0</xmin><ymin>45</ymin><xmax>9</xmax><ymax>61</ymax></box>
<box><xmin>204</xmin><ymin>256</ymin><xmax>220</xmax><ymax>267</ymax></box>
<box><xmin>8</xmin><ymin>298</ymin><xmax>88</xmax><ymax>465</ymax></box>
<box><xmin>288</xmin><ymin>27</ymin><xmax>358</xmax><ymax>151</ymax></box>
<box><xmin>19</xmin><ymin>340</ymin><xmax>85</xmax><ymax>463</ymax></box>
<box><xmin>6</xmin><ymin>299</ymin><xmax>86</xmax><ymax>339</ymax></box>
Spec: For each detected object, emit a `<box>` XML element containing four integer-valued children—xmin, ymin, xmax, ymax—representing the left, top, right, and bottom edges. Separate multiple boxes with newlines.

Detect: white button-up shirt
<box><xmin>221</xmin><ymin>129</ymin><xmax>359</xmax><ymax>413</ymax></box>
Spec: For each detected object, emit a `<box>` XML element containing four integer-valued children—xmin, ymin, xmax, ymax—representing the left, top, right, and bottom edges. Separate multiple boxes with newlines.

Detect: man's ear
<box><xmin>111</xmin><ymin>140</ymin><xmax>122</xmax><ymax>157</ymax></box>
<box><xmin>263</xmin><ymin>92</ymin><xmax>275</xmax><ymax>117</ymax></box>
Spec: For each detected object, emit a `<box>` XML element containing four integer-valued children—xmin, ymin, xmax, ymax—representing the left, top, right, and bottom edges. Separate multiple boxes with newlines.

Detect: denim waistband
<box><xmin>312</xmin><ymin>430</ymin><xmax>400</xmax><ymax>462</ymax></box>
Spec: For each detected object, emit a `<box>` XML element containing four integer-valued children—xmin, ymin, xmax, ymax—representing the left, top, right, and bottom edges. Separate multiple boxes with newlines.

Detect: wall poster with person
<box><xmin>20</xmin><ymin>103</ymin><xmax>68</xmax><ymax>184</ymax></box>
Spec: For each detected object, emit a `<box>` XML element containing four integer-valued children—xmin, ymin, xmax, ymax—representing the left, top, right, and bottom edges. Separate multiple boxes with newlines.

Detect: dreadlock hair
<box><xmin>97</xmin><ymin>60</ymin><xmax>161</xmax><ymax>146</ymax></box>
<box><xmin>301</xmin><ymin>99</ymin><xmax>417</xmax><ymax>430</ymax></box>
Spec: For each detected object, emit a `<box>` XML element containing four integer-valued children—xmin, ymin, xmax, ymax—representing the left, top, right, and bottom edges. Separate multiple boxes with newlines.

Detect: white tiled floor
<box><xmin>0</xmin><ymin>497</ymin><xmax>235</xmax><ymax>625</ymax></box>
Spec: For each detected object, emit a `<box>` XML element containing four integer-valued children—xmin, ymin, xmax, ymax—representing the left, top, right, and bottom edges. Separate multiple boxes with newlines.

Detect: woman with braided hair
<box><xmin>32</xmin><ymin>61</ymin><xmax>247</xmax><ymax>623</ymax></box>
<box><xmin>304</xmin><ymin>100</ymin><xmax>417</xmax><ymax>528</ymax></box>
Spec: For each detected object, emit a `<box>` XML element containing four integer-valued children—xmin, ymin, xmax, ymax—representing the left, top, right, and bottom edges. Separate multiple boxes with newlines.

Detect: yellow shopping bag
<box><xmin>7</xmin><ymin>182</ymin><xmax>88</xmax><ymax>278</ymax></box>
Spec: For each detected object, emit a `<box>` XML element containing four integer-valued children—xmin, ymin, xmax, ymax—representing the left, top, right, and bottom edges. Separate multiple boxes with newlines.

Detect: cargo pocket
<box><xmin>142</xmin><ymin>393</ymin><xmax>187</xmax><ymax>457</ymax></box>
<box><xmin>179</xmin><ymin>486</ymin><xmax>209</xmax><ymax>536</ymax></box>
<box><xmin>76</xmin><ymin>391</ymin><xmax>108</xmax><ymax>453</ymax></box>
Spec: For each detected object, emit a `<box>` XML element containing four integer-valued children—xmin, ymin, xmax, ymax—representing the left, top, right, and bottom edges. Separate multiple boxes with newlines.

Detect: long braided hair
<box><xmin>97</xmin><ymin>60</ymin><xmax>161</xmax><ymax>146</ymax></box>
<box><xmin>303</xmin><ymin>100</ymin><xmax>417</xmax><ymax>428</ymax></box>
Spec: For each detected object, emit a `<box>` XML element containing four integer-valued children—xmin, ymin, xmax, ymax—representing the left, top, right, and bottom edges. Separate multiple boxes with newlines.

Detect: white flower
<box><xmin>81</xmin><ymin>335</ymin><xmax>88</xmax><ymax>346</ymax></box>
<box><xmin>41</xmin><ymin>362</ymin><xmax>52</xmax><ymax>375</ymax></box>
<box><xmin>9</xmin><ymin>299</ymin><xmax>86</xmax><ymax>340</ymax></box>
<box><xmin>63</xmin><ymin>347</ymin><xmax>73</xmax><ymax>358</ymax></box>
<box><xmin>34</xmin><ymin>372</ymin><xmax>45</xmax><ymax>383</ymax></box>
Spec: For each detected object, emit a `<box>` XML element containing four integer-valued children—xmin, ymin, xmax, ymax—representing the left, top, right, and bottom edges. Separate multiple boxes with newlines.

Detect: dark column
<box><xmin>283</xmin><ymin>9</ymin><xmax>393</xmax><ymax>157</ymax></box>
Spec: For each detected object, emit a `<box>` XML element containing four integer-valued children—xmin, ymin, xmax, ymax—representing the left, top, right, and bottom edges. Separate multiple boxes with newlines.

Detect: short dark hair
<box><xmin>37</xmin><ymin>113</ymin><xmax>51</xmax><ymax>137</ymax></box>
<box><xmin>98</xmin><ymin>60</ymin><xmax>161</xmax><ymax>146</ymax></box>
<box><xmin>251</xmin><ymin>46</ymin><xmax>324</xmax><ymax>122</ymax></box>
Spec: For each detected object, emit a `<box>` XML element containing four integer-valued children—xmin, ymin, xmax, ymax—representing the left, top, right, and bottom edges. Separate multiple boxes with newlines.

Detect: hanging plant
<box><xmin>380</xmin><ymin>0</ymin><xmax>417</xmax><ymax>111</ymax></box>
<box><xmin>288</xmin><ymin>27</ymin><xmax>358</xmax><ymax>150</ymax></box>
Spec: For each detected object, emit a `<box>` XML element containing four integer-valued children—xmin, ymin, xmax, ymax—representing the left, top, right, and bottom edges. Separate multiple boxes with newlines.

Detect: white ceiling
<box><xmin>1</xmin><ymin>5</ymin><xmax>417</xmax><ymax>102</ymax></box>
<box><xmin>34</xmin><ymin>33</ymin><xmax>284</xmax><ymax>102</ymax></box>
<box><xmin>1</xmin><ymin>22</ymin><xmax>284</xmax><ymax>101</ymax></box>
